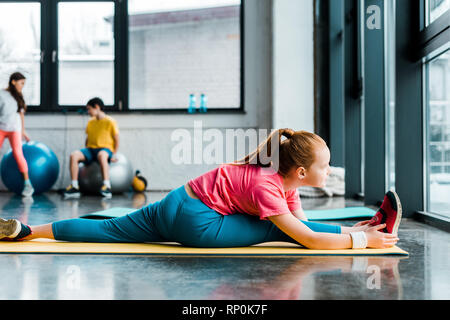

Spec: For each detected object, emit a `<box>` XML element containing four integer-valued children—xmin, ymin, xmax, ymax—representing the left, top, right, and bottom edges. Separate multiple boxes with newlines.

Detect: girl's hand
<box><xmin>365</xmin><ymin>224</ymin><xmax>399</xmax><ymax>249</ymax></box>
<box><xmin>353</xmin><ymin>220</ymin><xmax>371</xmax><ymax>228</ymax></box>
<box><xmin>22</xmin><ymin>131</ymin><xmax>30</xmax><ymax>142</ymax></box>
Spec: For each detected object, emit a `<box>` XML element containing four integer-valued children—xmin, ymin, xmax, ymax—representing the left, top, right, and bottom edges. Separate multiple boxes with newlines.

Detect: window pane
<box><xmin>426</xmin><ymin>50</ymin><xmax>450</xmax><ymax>217</ymax></box>
<box><xmin>58</xmin><ymin>2</ymin><xmax>114</xmax><ymax>106</ymax></box>
<box><xmin>128</xmin><ymin>0</ymin><xmax>241</xmax><ymax>110</ymax></box>
<box><xmin>0</xmin><ymin>3</ymin><xmax>41</xmax><ymax>106</ymax></box>
<box><xmin>428</xmin><ymin>0</ymin><xmax>449</xmax><ymax>25</ymax></box>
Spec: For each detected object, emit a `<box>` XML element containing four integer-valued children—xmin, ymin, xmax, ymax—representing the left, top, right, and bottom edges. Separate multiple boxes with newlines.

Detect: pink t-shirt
<box><xmin>188</xmin><ymin>164</ymin><xmax>302</xmax><ymax>220</ymax></box>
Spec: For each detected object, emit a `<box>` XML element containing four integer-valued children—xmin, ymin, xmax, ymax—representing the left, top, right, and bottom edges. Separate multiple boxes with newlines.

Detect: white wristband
<box><xmin>350</xmin><ymin>231</ymin><xmax>367</xmax><ymax>249</ymax></box>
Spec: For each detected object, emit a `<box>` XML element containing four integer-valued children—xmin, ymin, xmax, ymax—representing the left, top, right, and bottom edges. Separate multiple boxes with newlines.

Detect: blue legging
<box><xmin>52</xmin><ymin>185</ymin><xmax>341</xmax><ymax>247</ymax></box>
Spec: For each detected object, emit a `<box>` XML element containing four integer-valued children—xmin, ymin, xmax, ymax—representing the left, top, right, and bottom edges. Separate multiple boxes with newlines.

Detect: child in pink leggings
<box><xmin>0</xmin><ymin>72</ymin><xmax>33</xmax><ymax>197</ymax></box>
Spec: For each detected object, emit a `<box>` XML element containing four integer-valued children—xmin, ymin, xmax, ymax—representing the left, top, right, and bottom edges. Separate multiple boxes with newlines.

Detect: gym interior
<box><xmin>0</xmin><ymin>0</ymin><xmax>448</xmax><ymax>301</ymax></box>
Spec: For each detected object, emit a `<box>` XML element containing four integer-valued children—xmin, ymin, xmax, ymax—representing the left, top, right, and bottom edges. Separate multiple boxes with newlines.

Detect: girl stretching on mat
<box><xmin>0</xmin><ymin>129</ymin><xmax>401</xmax><ymax>249</ymax></box>
<box><xmin>0</xmin><ymin>72</ymin><xmax>34</xmax><ymax>197</ymax></box>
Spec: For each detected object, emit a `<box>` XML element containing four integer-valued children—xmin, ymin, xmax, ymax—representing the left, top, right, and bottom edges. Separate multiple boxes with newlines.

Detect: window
<box><xmin>425</xmin><ymin>50</ymin><xmax>450</xmax><ymax>217</ymax></box>
<box><xmin>128</xmin><ymin>0</ymin><xmax>242</xmax><ymax>110</ymax></box>
<box><xmin>0</xmin><ymin>0</ymin><xmax>243</xmax><ymax>112</ymax></box>
<box><xmin>0</xmin><ymin>2</ymin><xmax>41</xmax><ymax>106</ymax></box>
<box><xmin>58</xmin><ymin>2</ymin><xmax>115</xmax><ymax>106</ymax></box>
<box><xmin>427</xmin><ymin>0</ymin><xmax>450</xmax><ymax>24</ymax></box>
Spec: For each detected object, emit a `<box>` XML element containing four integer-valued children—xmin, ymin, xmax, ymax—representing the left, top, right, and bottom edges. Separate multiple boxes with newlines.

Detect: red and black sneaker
<box><xmin>368</xmin><ymin>190</ymin><xmax>402</xmax><ymax>235</ymax></box>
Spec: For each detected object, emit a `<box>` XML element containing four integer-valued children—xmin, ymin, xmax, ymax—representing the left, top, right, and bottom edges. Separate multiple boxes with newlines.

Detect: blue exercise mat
<box><xmin>80</xmin><ymin>206</ymin><xmax>376</xmax><ymax>221</ymax></box>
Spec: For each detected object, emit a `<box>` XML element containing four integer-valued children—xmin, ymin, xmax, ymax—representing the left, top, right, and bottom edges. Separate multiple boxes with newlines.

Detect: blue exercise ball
<box><xmin>0</xmin><ymin>141</ymin><xmax>60</xmax><ymax>195</ymax></box>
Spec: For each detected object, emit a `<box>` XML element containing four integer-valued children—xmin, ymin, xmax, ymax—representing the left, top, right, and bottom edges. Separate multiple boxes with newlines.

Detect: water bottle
<box><xmin>199</xmin><ymin>94</ymin><xmax>208</xmax><ymax>113</ymax></box>
<box><xmin>188</xmin><ymin>94</ymin><xmax>196</xmax><ymax>114</ymax></box>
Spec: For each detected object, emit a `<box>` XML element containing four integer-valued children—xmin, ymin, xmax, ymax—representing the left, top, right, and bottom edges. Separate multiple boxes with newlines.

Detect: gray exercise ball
<box><xmin>78</xmin><ymin>153</ymin><xmax>133</xmax><ymax>194</ymax></box>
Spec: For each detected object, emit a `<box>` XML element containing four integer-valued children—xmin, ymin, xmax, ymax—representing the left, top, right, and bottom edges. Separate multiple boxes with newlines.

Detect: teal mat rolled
<box><xmin>304</xmin><ymin>207</ymin><xmax>375</xmax><ymax>220</ymax></box>
<box><xmin>81</xmin><ymin>206</ymin><xmax>376</xmax><ymax>221</ymax></box>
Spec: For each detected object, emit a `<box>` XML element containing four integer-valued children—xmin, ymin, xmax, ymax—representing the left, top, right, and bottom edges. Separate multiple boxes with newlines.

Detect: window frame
<box><xmin>421</xmin><ymin>1</ymin><xmax>450</xmax><ymax>222</ymax></box>
<box><xmin>421</xmin><ymin>8</ymin><xmax>450</xmax><ymax>220</ymax></box>
<box><xmin>395</xmin><ymin>0</ymin><xmax>450</xmax><ymax>227</ymax></box>
<box><xmin>0</xmin><ymin>0</ymin><xmax>245</xmax><ymax>114</ymax></box>
<box><xmin>362</xmin><ymin>0</ymin><xmax>387</xmax><ymax>205</ymax></box>
<box><xmin>422</xmin><ymin>49</ymin><xmax>450</xmax><ymax>224</ymax></box>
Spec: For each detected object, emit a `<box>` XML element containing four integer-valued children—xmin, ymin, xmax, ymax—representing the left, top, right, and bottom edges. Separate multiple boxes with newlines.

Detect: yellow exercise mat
<box><xmin>0</xmin><ymin>239</ymin><xmax>408</xmax><ymax>256</ymax></box>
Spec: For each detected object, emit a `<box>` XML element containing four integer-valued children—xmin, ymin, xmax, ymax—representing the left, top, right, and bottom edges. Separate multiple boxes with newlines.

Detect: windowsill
<box><xmin>414</xmin><ymin>211</ymin><xmax>450</xmax><ymax>233</ymax></box>
<box><xmin>24</xmin><ymin>108</ymin><xmax>254</xmax><ymax>130</ymax></box>
<box><xmin>112</xmin><ymin>109</ymin><xmax>246</xmax><ymax>115</ymax></box>
<box><xmin>27</xmin><ymin>108</ymin><xmax>246</xmax><ymax>115</ymax></box>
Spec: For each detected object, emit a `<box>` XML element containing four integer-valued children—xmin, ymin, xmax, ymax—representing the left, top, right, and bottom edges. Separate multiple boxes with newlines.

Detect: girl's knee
<box><xmin>12</xmin><ymin>149</ymin><xmax>24</xmax><ymax>158</ymax></box>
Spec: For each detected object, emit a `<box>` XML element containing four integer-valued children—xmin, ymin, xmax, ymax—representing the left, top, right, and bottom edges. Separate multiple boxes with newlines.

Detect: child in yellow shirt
<box><xmin>64</xmin><ymin>97</ymin><xmax>120</xmax><ymax>198</ymax></box>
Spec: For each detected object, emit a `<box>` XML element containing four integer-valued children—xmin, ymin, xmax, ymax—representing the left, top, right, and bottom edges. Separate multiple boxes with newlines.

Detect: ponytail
<box><xmin>232</xmin><ymin>128</ymin><xmax>326</xmax><ymax>177</ymax></box>
<box><xmin>6</xmin><ymin>72</ymin><xmax>27</xmax><ymax>112</ymax></box>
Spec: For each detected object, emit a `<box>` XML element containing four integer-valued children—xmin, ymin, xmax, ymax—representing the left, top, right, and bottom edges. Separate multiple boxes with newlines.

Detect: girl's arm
<box><xmin>268</xmin><ymin>213</ymin><xmax>398</xmax><ymax>249</ymax></box>
<box><xmin>20</xmin><ymin>111</ymin><xmax>30</xmax><ymax>142</ymax></box>
<box><xmin>291</xmin><ymin>208</ymin><xmax>308</xmax><ymax>221</ymax></box>
<box><xmin>269</xmin><ymin>213</ymin><xmax>351</xmax><ymax>249</ymax></box>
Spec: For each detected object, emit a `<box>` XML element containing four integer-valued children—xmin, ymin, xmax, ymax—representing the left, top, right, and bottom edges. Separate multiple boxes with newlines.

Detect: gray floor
<box><xmin>0</xmin><ymin>191</ymin><xmax>448</xmax><ymax>300</ymax></box>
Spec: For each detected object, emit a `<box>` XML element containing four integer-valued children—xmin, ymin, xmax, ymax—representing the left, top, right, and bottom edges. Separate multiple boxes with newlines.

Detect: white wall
<box><xmin>0</xmin><ymin>0</ymin><xmax>315</xmax><ymax>192</ymax></box>
<box><xmin>272</xmin><ymin>0</ymin><xmax>314</xmax><ymax>132</ymax></box>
